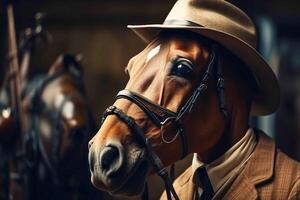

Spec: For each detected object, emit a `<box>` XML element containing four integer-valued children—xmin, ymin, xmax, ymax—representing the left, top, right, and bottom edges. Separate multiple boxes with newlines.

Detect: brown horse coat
<box><xmin>161</xmin><ymin>130</ymin><xmax>300</xmax><ymax>200</ymax></box>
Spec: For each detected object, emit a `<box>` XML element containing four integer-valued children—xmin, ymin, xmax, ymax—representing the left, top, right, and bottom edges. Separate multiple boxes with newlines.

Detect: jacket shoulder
<box><xmin>257</xmin><ymin>145</ymin><xmax>300</xmax><ymax>199</ymax></box>
<box><xmin>225</xmin><ymin>130</ymin><xmax>300</xmax><ymax>199</ymax></box>
<box><xmin>275</xmin><ymin>150</ymin><xmax>300</xmax><ymax>177</ymax></box>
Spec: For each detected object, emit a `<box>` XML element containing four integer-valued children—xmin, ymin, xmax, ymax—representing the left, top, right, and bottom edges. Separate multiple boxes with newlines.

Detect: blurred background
<box><xmin>0</xmin><ymin>0</ymin><xmax>299</xmax><ymax>199</ymax></box>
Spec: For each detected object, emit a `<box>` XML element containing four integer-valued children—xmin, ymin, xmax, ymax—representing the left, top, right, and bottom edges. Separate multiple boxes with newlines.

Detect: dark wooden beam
<box><xmin>1</xmin><ymin>1</ymin><xmax>175</xmax><ymax>27</ymax></box>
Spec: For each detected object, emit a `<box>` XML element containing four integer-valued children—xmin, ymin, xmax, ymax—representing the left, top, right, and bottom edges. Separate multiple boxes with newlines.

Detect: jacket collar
<box><xmin>243</xmin><ymin>129</ymin><xmax>276</xmax><ymax>184</ymax></box>
<box><xmin>222</xmin><ymin>130</ymin><xmax>276</xmax><ymax>200</ymax></box>
<box><xmin>164</xmin><ymin>130</ymin><xmax>276</xmax><ymax>200</ymax></box>
<box><xmin>191</xmin><ymin>128</ymin><xmax>257</xmax><ymax>193</ymax></box>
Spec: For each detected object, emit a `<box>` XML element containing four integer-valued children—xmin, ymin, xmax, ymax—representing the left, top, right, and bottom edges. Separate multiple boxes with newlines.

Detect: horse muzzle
<box><xmin>88</xmin><ymin>138</ymin><xmax>150</xmax><ymax>196</ymax></box>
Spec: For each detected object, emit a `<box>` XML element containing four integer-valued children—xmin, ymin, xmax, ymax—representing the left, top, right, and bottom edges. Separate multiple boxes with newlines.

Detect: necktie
<box><xmin>196</xmin><ymin>167</ymin><xmax>214</xmax><ymax>200</ymax></box>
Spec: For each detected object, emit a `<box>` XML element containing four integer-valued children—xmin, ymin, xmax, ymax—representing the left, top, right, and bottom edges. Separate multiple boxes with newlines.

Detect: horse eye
<box><xmin>171</xmin><ymin>58</ymin><xmax>193</xmax><ymax>78</ymax></box>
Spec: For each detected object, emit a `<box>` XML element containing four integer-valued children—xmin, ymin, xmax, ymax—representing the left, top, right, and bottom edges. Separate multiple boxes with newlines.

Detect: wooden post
<box><xmin>7</xmin><ymin>4</ymin><xmax>23</xmax><ymax>134</ymax></box>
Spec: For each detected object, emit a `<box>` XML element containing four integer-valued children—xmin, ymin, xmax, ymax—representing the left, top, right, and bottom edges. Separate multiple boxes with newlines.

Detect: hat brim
<box><xmin>128</xmin><ymin>24</ymin><xmax>280</xmax><ymax>116</ymax></box>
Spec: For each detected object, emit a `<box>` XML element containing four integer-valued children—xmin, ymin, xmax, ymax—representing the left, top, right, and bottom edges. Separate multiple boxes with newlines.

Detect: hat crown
<box><xmin>165</xmin><ymin>0</ymin><xmax>257</xmax><ymax>48</ymax></box>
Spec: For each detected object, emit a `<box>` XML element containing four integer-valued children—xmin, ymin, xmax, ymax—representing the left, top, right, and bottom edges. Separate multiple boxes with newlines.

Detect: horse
<box><xmin>88</xmin><ymin>29</ymin><xmax>257</xmax><ymax>199</ymax></box>
<box><xmin>0</xmin><ymin>54</ymin><xmax>105</xmax><ymax>200</ymax></box>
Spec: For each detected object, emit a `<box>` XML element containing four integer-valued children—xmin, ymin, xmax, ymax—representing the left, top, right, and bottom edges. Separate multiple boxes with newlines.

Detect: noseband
<box><xmin>102</xmin><ymin>44</ymin><xmax>228</xmax><ymax>200</ymax></box>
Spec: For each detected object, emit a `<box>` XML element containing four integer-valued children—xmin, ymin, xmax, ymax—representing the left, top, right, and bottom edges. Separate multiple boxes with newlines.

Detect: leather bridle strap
<box><xmin>116</xmin><ymin>90</ymin><xmax>188</xmax><ymax>158</ymax></box>
<box><xmin>175</xmin><ymin>45</ymin><xmax>216</xmax><ymax>122</ymax></box>
<box><xmin>216</xmin><ymin>47</ymin><xmax>229</xmax><ymax>118</ymax></box>
<box><xmin>116</xmin><ymin>90</ymin><xmax>177</xmax><ymax>127</ymax></box>
<box><xmin>102</xmin><ymin>106</ymin><xmax>180</xmax><ymax>200</ymax></box>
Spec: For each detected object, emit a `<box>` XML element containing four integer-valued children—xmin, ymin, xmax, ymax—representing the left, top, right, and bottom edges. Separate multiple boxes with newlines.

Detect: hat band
<box><xmin>163</xmin><ymin>19</ymin><xmax>203</xmax><ymax>27</ymax></box>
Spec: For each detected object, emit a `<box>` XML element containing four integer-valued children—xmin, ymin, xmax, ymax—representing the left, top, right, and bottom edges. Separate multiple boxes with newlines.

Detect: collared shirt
<box><xmin>191</xmin><ymin>128</ymin><xmax>257</xmax><ymax>198</ymax></box>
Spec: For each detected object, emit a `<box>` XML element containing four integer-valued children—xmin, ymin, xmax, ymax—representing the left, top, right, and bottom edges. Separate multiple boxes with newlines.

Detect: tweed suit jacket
<box><xmin>160</xmin><ymin>131</ymin><xmax>300</xmax><ymax>200</ymax></box>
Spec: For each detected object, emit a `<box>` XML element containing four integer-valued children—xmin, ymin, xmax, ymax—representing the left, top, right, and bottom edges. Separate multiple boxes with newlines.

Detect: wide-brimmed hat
<box><xmin>127</xmin><ymin>0</ymin><xmax>280</xmax><ymax>116</ymax></box>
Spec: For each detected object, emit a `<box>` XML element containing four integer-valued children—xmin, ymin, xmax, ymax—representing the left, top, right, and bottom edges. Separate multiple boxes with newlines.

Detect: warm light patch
<box><xmin>63</xmin><ymin>101</ymin><xmax>75</xmax><ymax>119</ymax></box>
<box><xmin>2</xmin><ymin>108</ymin><xmax>11</xmax><ymax>119</ymax></box>
<box><xmin>146</xmin><ymin>45</ymin><xmax>161</xmax><ymax>63</ymax></box>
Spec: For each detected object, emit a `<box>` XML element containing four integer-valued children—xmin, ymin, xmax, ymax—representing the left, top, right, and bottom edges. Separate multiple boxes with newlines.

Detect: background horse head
<box><xmin>1</xmin><ymin>54</ymin><xmax>105</xmax><ymax>200</ymax></box>
<box><xmin>88</xmin><ymin>30</ymin><xmax>257</xmax><ymax>197</ymax></box>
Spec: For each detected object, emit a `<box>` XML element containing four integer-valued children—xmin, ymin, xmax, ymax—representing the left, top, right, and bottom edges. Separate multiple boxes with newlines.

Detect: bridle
<box><xmin>102</xmin><ymin>44</ymin><xmax>228</xmax><ymax>200</ymax></box>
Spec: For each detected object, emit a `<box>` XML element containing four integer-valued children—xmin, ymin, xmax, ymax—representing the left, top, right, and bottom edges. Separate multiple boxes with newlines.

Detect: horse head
<box><xmin>88</xmin><ymin>30</ymin><xmax>257</xmax><ymax>197</ymax></box>
<box><xmin>18</xmin><ymin>54</ymin><xmax>96</xmax><ymax>199</ymax></box>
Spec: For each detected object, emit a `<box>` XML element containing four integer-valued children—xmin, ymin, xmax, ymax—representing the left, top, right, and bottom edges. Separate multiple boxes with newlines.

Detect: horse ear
<box><xmin>63</xmin><ymin>54</ymin><xmax>83</xmax><ymax>75</ymax></box>
<box><xmin>48</xmin><ymin>54</ymin><xmax>65</xmax><ymax>75</ymax></box>
<box><xmin>48</xmin><ymin>53</ymin><xmax>83</xmax><ymax>76</ymax></box>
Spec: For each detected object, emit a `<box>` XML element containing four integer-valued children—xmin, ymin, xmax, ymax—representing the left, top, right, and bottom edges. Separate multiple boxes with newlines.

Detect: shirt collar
<box><xmin>191</xmin><ymin>128</ymin><xmax>257</xmax><ymax>193</ymax></box>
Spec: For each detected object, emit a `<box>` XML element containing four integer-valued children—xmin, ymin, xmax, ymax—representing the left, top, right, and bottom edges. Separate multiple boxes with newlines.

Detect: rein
<box><xmin>102</xmin><ymin>44</ymin><xmax>228</xmax><ymax>200</ymax></box>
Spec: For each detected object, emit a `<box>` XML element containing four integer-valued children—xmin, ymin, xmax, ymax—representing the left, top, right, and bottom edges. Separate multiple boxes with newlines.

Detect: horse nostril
<box><xmin>101</xmin><ymin>146</ymin><xmax>118</xmax><ymax>169</ymax></box>
<box><xmin>100</xmin><ymin>144</ymin><xmax>124</xmax><ymax>176</ymax></box>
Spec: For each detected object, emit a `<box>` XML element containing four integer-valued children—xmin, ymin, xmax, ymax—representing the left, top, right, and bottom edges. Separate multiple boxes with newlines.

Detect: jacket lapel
<box><xmin>160</xmin><ymin>166</ymin><xmax>195</xmax><ymax>200</ymax></box>
<box><xmin>176</xmin><ymin>166</ymin><xmax>195</xmax><ymax>200</ymax></box>
<box><xmin>220</xmin><ymin>172</ymin><xmax>258</xmax><ymax>200</ymax></box>
<box><xmin>222</xmin><ymin>130</ymin><xmax>276</xmax><ymax>200</ymax></box>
